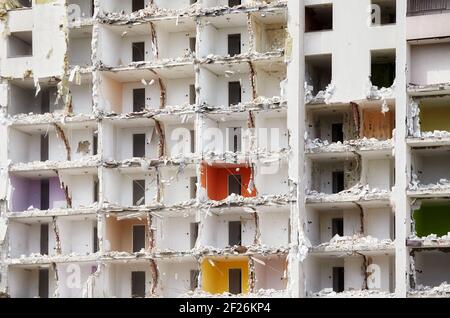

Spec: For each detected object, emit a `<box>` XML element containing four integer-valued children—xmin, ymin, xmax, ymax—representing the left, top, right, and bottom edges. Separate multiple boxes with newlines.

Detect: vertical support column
<box><xmin>394</xmin><ymin>0</ymin><xmax>410</xmax><ymax>298</ymax></box>
<box><xmin>287</xmin><ymin>0</ymin><xmax>305</xmax><ymax>298</ymax></box>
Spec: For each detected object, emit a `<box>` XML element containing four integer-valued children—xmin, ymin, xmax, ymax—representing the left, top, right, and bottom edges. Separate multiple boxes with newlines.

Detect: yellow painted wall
<box><xmin>201</xmin><ymin>258</ymin><xmax>249</xmax><ymax>295</ymax></box>
<box><xmin>420</xmin><ymin>103</ymin><xmax>450</xmax><ymax>132</ymax></box>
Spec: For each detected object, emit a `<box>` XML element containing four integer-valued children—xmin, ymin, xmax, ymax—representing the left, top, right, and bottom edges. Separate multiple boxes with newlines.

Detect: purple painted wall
<box><xmin>50</xmin><ymin>177</ymin><xmax>66</xmax><ymax>209</ymax></box>
<box><xmin>10</xmin><ymin>176</ymin><xmax>66</xmax><ymax>212</ymax></box>
<box><xmin>10</xmin><ymin>176</ymin><xmax>40</xmax><ymax>212</ymax></box>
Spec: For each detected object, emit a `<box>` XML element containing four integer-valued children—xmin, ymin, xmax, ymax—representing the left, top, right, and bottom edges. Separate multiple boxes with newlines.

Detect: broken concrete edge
<box><xmin>407</xmin><ymin>233</ymin><xmax>450</xmax><ymax>249</ymax></box>
<box><xmin>408</xmin><ymin>175</ymin><xmax>450</xmax><ymax>194</ymax></box>
<box><xmin>97</xmin><ymin>50</ymin><xmax>284</xmax><ymax>72</ymax></box>
<box><xmin>1</xmin><ymin>97</ymin><xmax>286</xmax><ymax>127</ymax></box>
<box><xmin>96</xmin><ymin>1</ymin><xmax>288</xmax><ymax>26</ymax></box>
<box><xmin>5</xmin><ymin>247</ymin><xmax>290</xmax><ymax>266</ymax></box>
<box><xmin>4</xmin><ymin>193</ymin><xmax>292</xmax><ymax>220</ymax></box>
<box><xmin>308</xmin><ymin>288</ymin><xmax>396</xmax><ymax>298</ymax></box>
<box><xmin>306</xmin><ymin>184</ymin><xmax>391</xmax><ymax>204</ymax></box>
<box><xmin>306</xmin><ymin>138</ymin><xmax>394</xmax><ymax>154</ymax></box>
<box><xmin>310</xmin><ymin>234</ymin><xmax>395</xmax><ymax>254</ymax></box>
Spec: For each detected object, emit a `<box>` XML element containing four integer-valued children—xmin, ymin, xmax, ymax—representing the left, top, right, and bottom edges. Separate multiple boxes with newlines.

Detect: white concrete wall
<box><xmin>259</xmin><ymin>211</ymin><xmax>289</xmax><ymax>247</ymax></box>
<box><xmin>115</xmin><ymin>125</ymin><xmax>158</xmax><ymax>160</ymax></box>
<box><xmin>255</xmin><ymin>162</ymin><xmax>289</xmax><ymax>196</ymax></box>
<box><xmin>157</xmin><ymin>216</ymin><xmax>196</xmax><ymax>251</ymax></box>
<box><xmin>413</xmin><ymin>152</ymin><xmax>450</xmax><ymax>184</ymax></box>
<box><xmin>0</xmin><ymin>1</ymin><xmax>67</xmax><ymax>78</ymax></box>
<box><xmin>58</xmin><ymin>263</ymin><xmax>96</xmax><ymax>298</ymax></box>
<box><xmin>304</xmin><ymin>0</ymin><xmax>399</xmax><ymax>101</ymax></box>
<box><xmin>200</xmin><ymin>213</ymin><xmax>255</xmax><ymax>248</ymax></box>
<box><xmin>410</xmin><ymin>43</ymin><xmax>450</xmax><ymax>86</ymax></box>
<box><xmin>102</xmin><ymin>170</ymin><xmax>157</xmax><ymax>206</ymax></box>
<box><xmin>161</xmin><ymin>166</ymin><xmax>197</xmax><ymax>205</ymax></box>
<box><xmin>365</xmin><ymin>208</ymin><xmax>392</xmax><ymax>240</ymax></box>
<box><xmin>158</xmin><ymin>261</ymin><xmax>199</xmax><ymax>297</ymax></box>
<box><xmin>105</xmin><ymin>263</ymin><xmax>152</xmax><ymax>298</ymax></box>
<box><xmin>70</xmin><ymin>83</ymin><xmax>93</xmax><ymax>114</ymax></box>
<box><xmin>362</xmin><ymin>158</ymin><xmax>393</xmax><ymax>190</ymax></box>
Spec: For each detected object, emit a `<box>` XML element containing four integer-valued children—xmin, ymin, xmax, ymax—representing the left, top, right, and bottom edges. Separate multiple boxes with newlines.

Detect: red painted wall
<box><xmin>200</xmin><ymin>163</ymin><xmax>257</xmax><ymax>201</ymax></box>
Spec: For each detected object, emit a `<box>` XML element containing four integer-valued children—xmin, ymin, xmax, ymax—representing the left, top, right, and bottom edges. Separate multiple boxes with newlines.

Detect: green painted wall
<box><xmin>420</xmin><ymin>103</ymin><xmax>450</xmax><ymax>132</ymax></box>
<box><xmin>414</xmin><ymin>201</ymin><xmax>450</xmax><ymax>237</ymax></box>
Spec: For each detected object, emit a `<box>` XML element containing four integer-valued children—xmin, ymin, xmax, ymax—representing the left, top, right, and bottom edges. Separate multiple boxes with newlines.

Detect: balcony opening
<box><xmin>38</xmin><ymin>269</ymin><xmax>49</xmax><ymax>298</ymax></box>
<box><xmin>305</xmin><ymin>54</ymin><xmax>332</xmax><ymax>95</ymax></box>
<box><xmin>190</xmin><ymin>177</ymin><xmax>197</xmax><ymax>200</ymax></box>
<box><xmin>371</xmin><ymin>0</ymin><xmax>396</xmax><ymax>25</ymax></box>
<box><xmin>190</xmin><ymin>270</ymin><xmax>199</xmax><ymax>291</ymax></box>
<box><xmin>133</xmin><ymin>179</ymin><xmax>146</xmax><ymax>206</ymax></box>
<box><xmin>332</xmin><ymin>267</ymin><xmax>344</xmax><ymax>292</ymax></box>
<box><xmin>311</xmin><ymin>159</ymin><xmax>359</xmax><ymax>195</ymax></box>
<box><xmin>229</xmin><ymin>0</ymin><xmax>241</xmax><ymax>7</ymax></box>
<box><xmin>417</xmin><ymin>96</ymin><xmax>450</xmax><ymax>133</ymax></box>
<box><xmin>305</xmin><ymin>4</ymin><xmax>333</xmax><ymax>32</ymax></box>
<box><xmin>371</xmin><ymin>49</ymin><xmax>396</xmax><ymax>88</ymax></box>
<box><xmin>40</xmin><ymin>224</ymin><xmax>49</xmax><ymax>255</ymax></box>
<box><xmin>228</xmin><ymin>175</ymin><xmax>242</xmax><ymax>196</ymax></box>
<box><xmin>131</xmin><ymin>271</ymin><xmax>146</xmax><ymax>298</ymax></box>
<box><xmin>228</xmin><ymin>268</ymin><xmax>242</xmax><ymax>295</ymax></box>
<box><xmin>201</xmin><ymin>163</ymin><xmax>256</xmax><ymax>200</ymax></box>
<box><xmin>413</xmin><ymin>200</ymin><xmax>450</xmax><ymax>237</ymax></box>
<box><xmin>132</xmin><ymin>42</ymin><xmax>145</xmax><ymax>62</ymax></box>
<box><xmin>190</xmin><ymin>222</ymin><xmax>199</xmax><ymax>249</ymax></box>
<box><xmin>132</xmin><ymin>0</ymin><xmax>145</xmax><ymax>12</ymax></box>
<box><xmin>202</xmin><ymin>258</ymin><xmax>248</xmax><ymax>294</ymax></box>
<box><xmin>331</xmin><ymin>218</ymin><xmax>344</xmax><ymax>237</ymax></box>
<box><xmin>133</xmin><ymin>134</ymin><xmax>146</xmax><ymax>158</ymax></box>
<box><xmin>133</xmin><ymin>88</ymin><xmax>146</xmax><ymax>112</ymax></box>
<box><xmin>132</xmin><ymin>225</ymin><xmax>146</xmax><ymax>253</ymax></box>
<box><xmin>332</xmin><ymin>171</ymin><xmax>344</xmax><ymax>194</ymax></box>
<box><xmin>228</xmin><ymin>81</ymin><xmax>242</xmax><ymax>106</ymax></box>
<box><xmin>228</xmin><ymin>34</ymin><xmax>241</xmax><ymax>56</ymax></box>
<box><xmin>228</xmin><ymin>221</ymin><xmax>242</xmax><ymax>246</ymax></box>
<box><xmin>331</xmin><ymin>123</ymin><xmax>344</xmax><ymax>143</ymax></box>
<box><xmin>229</xmin><ymin>127</ymin><xmax>242</xmax><ymax>152</ymax></box>
<box><xmin>7</xmin><ymin>31</ymin><xmax>32</xmax><ymax>58</ymax></box>
<box><xmin>411</xmin><ymin>148</ymin><xmax>450</xmax><ymax>186</ymax></box>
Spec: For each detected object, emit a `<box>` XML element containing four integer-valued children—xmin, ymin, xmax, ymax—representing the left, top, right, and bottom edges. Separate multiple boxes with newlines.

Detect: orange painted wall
<box><xmin>200</xmin><ymin>163</ymin><xmax>257</xmax><ymax>201</ymax></box>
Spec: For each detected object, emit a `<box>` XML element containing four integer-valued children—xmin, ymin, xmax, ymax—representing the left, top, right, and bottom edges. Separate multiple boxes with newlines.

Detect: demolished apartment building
<box><xmin>0</xmin><ymin>0</ymin><xmax>449</xmax><ymax>298</ymax></box>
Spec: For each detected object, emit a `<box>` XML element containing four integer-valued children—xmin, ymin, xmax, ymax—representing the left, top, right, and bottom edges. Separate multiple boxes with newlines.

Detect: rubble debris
<box><xmin>407</xmin><ymin>233</ymin><xmax>450</xmax><ymax>248</ymax></box>
<box><xmin>408</xmin><ymin>282</ymin><xmax>450</xmax><ymax>298</ymax></box>
<box><xmin>306</xmin><ymin>138</ymin><xmax>393</xmax><ymax>154</ymax></box>
<box><xmin>311</xmin><ymin>234</ymin><xmax>394</xmax><ymax>253</ymax></box>
<box><xmin>306</xmin><ymin>183</ymin><xmax>390</xmax><ymax>204</ymax></box>
<box><xmin>408</xmin><ymin>175</ymin><xmax>450</xmax><ymax>194</ymax></box>
<box><xmin>305</xmin><ymin>82</ymin><xmax>336</xmax><ymax>104</ymax></box>
<box><xmin>309</xmin><ymin>288</ymin><xmax>395</xmax><ymax>298</ymax></box>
